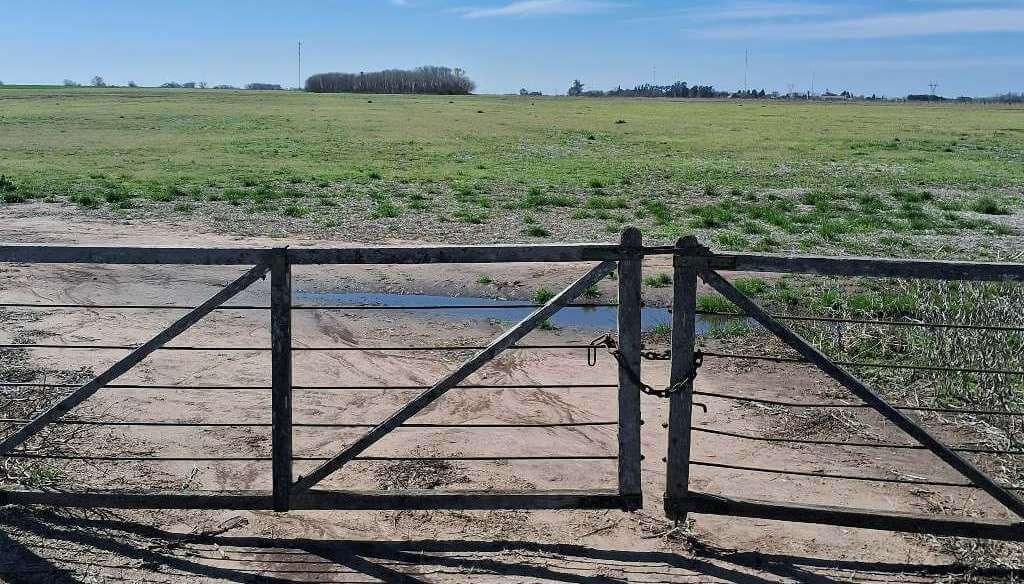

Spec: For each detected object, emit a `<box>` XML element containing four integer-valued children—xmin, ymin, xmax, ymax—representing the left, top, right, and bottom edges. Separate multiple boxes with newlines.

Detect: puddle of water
<box><xmin>296</xmin><ymin>291</ymin><xmax>748</xmax><ymax>333</ymax></box>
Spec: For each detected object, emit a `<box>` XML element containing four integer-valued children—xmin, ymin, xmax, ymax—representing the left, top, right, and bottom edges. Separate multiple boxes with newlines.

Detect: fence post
<box><xmin>664</xmin><ymin>236</ymin><xmax>699</xmax><ymax>521</ymax></box>
<box><xmin>270</xmin><ymin>248</ymin><xmax>293</xmax><ymax>512</ymax></box>
<box><xmin>617</xmin><ymin>227</ymin><xmax>643</xmax><ymax>510</ymax></box>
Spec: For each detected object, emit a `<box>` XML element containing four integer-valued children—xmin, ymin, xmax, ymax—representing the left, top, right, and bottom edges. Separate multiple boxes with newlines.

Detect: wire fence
<box><xmin>0</xmin><ymin>294</ymin><xmax>627</xmax><ymax>487</ymax></box>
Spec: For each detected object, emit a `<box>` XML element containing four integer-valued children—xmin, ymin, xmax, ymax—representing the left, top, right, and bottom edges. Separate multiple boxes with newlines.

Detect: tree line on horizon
<box><xmin>305</xmin><ymin>66</ymin><xmax>475</xmax><ymax>94</ymax></box>
<box><xmin>566</xmin><ymin>79</ymin><xmax>735</xmax><ymax>98</ymax></box>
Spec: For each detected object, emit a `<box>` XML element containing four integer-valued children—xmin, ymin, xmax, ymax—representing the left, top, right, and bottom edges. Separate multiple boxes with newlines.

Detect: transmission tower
<box><xmin>928</xmin><ymin>82</ymin><xmax>939</xmax><ymax>96</ymax></box>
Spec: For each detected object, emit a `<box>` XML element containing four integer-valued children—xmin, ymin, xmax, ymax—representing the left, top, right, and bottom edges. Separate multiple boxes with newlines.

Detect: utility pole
<box><xmin>928</xmin><ymin>82</ymin><xmax>939</xmax><ymax>97</ymax></box>
<box><xmin>653</xmin><ymin>64</ymin><xmax>657</xmax><ymax>85</ymax></box>
<box><xmin>298</xmin><ymin>41</ymin><xmax>303</xmax><ymax>90</ymax></box>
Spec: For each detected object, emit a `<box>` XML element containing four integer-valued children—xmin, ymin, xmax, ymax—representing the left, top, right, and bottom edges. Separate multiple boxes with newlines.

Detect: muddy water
<box><xmin>295</xmin><ymin>291</ymin><xmax>749</xmax><ymax>333</ymax></box>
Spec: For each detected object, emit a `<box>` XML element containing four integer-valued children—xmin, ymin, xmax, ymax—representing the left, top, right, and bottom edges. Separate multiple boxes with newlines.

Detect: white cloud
<box><xmin>690</xmin><ymin>8</ymin><xmax>1024</xmax><ymax>39</ymax></box>
<box><xmin>701</xmin><ymin>1</ymin><xmax>833</xmax><ymax>21</ymax></box>
<box><xmin>457</xmin><ymin>0</ymin><xmax>624</xmax><ymax>19</ymax></box>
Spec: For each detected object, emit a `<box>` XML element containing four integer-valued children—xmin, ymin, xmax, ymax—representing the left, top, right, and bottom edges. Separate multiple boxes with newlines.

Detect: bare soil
<box><xmin>0</xmin><ymin>206</ymin><xmax>1019</xmax><ymax>582</ymax></box>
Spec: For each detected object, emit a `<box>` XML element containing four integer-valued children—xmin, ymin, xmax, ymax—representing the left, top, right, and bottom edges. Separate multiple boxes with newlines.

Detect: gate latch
<box><xmin>588</xmin><ymin>335</ymin><xmax>705</xmax><ymax>399</ymax></box>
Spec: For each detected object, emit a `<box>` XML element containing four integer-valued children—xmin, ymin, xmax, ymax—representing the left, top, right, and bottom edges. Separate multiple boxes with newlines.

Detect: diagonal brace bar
<box><xmin>292</xmin><ymin>260</ymin><xmax>618</xmax><ymax>494</ymax></box>
<box><xmin>699</xmin><ymin>268</ymin><xmax>1024</xmax><ymax>518</ymax></box>
<box><xmin>0</xmin><ymin>263</ymin><xmax>270</xmax><ymax>456</ymax></box>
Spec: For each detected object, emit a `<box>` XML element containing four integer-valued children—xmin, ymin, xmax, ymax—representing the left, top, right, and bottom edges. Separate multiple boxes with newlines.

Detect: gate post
<box><xmin>617</xmin><ymin>227</ymin><xmax>643</xmax><ymax>510</ymax></box>
<box><xmin>664</xmin><ymin>236</ymin><xmax>699</xmax><ymax>520</ymax></box>
<box><xmin>270</xmin><ymin>248</ymin><xmax>293</xmax><ymax>512</ymax></box>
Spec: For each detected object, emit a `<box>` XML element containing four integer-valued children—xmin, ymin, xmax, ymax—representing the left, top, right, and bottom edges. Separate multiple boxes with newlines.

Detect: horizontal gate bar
<box><xmin>682</xmin><ymin>491</ymin><xmax>1024</xmax><ymax>542</ymax></box>
<box><xmin>0</xmin><ymin>488</ymin><xmax>628</xmax><ymax>511</ymax></box>
<box><xmin>0</xmin><ymin>244</ymin><xmax>655</xmax><ymax>265</ymax></box>
<box><xmin>686</xmin><ymin>251</ymin><xmax>1024</xmax><ymax>282</ymax></box>
<box><xmin>2</xmin><ymin>244</ymin><xmax>1022</xmax><ymax>281</ymax></box>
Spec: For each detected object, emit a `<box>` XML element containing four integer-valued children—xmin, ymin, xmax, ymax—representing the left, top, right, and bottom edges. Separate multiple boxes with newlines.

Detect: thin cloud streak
<box><xmin>690</xmin><ymin>8</ymin><xmax>1024</xmax><ymax>39</ymax></box>
<box><xmin>457</xmin><ymin>0</ymin><xmax>625</xmax><ymax>19</ymax></box>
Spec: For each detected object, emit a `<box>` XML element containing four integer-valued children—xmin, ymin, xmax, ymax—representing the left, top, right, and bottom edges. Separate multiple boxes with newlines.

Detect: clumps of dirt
<box><xmin>913</xmin><ymin>491</ymin><xmax>1024</xmax><ymax>570</ymax></box>
<box><xmin>769</xmin><ymin>409</ymin><xmax>870</xmax><ymax>441</ymax></box>
<box><xmin>374</xmin><ymin>448</ymin><xmax>470</xmax><ymax>491</ymax></box>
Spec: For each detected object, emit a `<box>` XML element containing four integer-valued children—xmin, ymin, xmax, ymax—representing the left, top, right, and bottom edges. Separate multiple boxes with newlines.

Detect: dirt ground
<box><xmin>0</xmin><ymin>205</ymin><xmax>1020</xmax><ymax>583</ymax></box>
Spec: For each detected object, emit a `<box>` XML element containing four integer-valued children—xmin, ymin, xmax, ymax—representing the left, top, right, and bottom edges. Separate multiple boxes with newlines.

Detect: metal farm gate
<box><xmin>1</xmin><ymin>231</ymin><xmax>1023</xmax><ymax>541</ymax></box>
<box><xmin>0</xmin><ymin>232</ymin><xmax>651</xmax><ymax>513</ymax></box>
<box><xmin>663</xmin><ymin>237</ymin><xmax>1024</xmax><ymax>541</ymax></box>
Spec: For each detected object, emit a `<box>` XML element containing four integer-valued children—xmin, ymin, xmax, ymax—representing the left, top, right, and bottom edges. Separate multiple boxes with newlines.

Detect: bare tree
<box><xmin>306</xmin><ymin>66</ymin><xmax>475</xmax><ymax>95</ymax></box>
<box><xmin>91</xmin><ymin>76</ymin><xmax>106</xmax><ymax>87</ymax></box>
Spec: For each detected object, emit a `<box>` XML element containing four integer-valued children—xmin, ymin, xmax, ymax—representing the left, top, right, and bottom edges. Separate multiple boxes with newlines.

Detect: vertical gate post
<box><xmin>617</xmin><ymin>227</ymin><xmax>643</xmax><ymax>510</ymax></box>
<box><xmin>270</xmin><ymin>248</ymin><xmax>293</xmax><ymax>512</ymax></box>
<box><xmin>664</xmin><ymin>236</ymin><xmax>699</xmax><ymax>520</ymax></box>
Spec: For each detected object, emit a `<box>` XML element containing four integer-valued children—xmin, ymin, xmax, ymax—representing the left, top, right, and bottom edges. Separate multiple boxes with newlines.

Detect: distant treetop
<box><xmin>305</xmin><ymin>66</ymin><xmax>475</xmax><ymax>95</ymax></box>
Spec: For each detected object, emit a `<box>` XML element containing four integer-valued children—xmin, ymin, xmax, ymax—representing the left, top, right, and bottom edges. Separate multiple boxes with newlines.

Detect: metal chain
<box><xmin>587</xmin><ymin>335</ymin><xmax>703</xmax><ymax>398</ymax></box>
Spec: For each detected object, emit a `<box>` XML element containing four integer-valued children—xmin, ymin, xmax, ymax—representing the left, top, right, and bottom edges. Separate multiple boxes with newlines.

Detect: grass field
<box><xmin>1</xmin><ymin>86</ymin><xmax>1022</xmax><ymax>255</ymax></box>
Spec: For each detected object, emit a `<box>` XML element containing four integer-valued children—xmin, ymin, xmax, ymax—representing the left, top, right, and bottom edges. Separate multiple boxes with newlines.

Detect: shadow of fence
<box><xmin>1</xmin><ymin>508</ymin><xmax>1016</xmax><ymax>583</ymax></box>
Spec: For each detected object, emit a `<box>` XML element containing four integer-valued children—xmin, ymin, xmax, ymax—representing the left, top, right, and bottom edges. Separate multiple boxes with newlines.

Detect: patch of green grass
<box><xmin>533</xmin><ymin>288</ymin><xmax>556</xmax><ymax>304</ymax></box>
<box><xmin>969</xmin><ymin>196</ymin><xmax>1010</xmax><ymax>215</ymax></box>
<box><xmin>856</xmin><ymin>193</ymin><xmax>887</xmax><ymax>213</ymax></box>
<box><xmin>0</xmin><ymin>175</ymin><xmax>17</xmax><ymax>193</ymax></box>
<box><xmin>283</xmin><ymin>204</ymin><xmax>308</xmax><ymax>218</ymax></box>
<box><xmin>524</xmin><ymin>224</ymin><xmax>551</xmax><ymax>237</ymax></box>
<box><xmin>740</xmin><ymin>220</ymin><xmax>768</xmax><ymax>235</ymax></box>
<box><xmin>538</xmin><ymin>319</ymin><xmax>560</xmax><ymax>331</ymax></box>
<box><xmin>477</xmin><ymin>276</ymin><xmax>493</xmax><ymax>285</ymax></box>
<box><xmin>752</xmin><ymin>236</ymin><xmax>781</xmax><ymax>252</ymax></box>
<box><xmin>370</xmin><ymin>199</ymin><xmax>401</xmax><ymax>219</ymax></box>
<box><xmin>2</xmin><ymin>190</ymin><xmax>27</xmax><ymax>204</ymax></box>
<box><xmin>817</xmin><ymin>219</ymin><xmax>848</xmax><ymax>241</ymax></box>
<box><xmin>585</xmin><ymin>195</ymin><xmax>629</xmax><ymax>210</ymax></box>
<box><xmin>713</xmin><ymin>231</ymin><xmax>749</xmax><ymax>249</ymax></box>
<box><xmin>704</xmin><ymin>321</ymin><xmax>751</xmax><ymax>339</ymax></box>
<box><xmin>689</xmin><ymin>201</ymin><xmax>739</xmax><ymax>229</ymax></box>
<box><xmin>407</xmin><ymin>193</ymin><xmax>430</xmax><ymax>210</ymax></box>
<box><xmin>582</xmin><ymin>284</ymin><xmax>601</xmax><ymax>299</ymax></box>
<box><xmin>642</xmin><ymin>200</ymin><xmax>673</xmax><ymax>225</ymax></box>
<box><xmin>453</xmin><ymin>206</ymin><xmax>488</xmax><ymax>224</ymax></box>
<box><xmin>733</xmin><ymin>277</ymin><xmax>770</xmax><ymax>296</ymax></box>
<box><xmin>522</xmin><ymin>186</ymin><xmax>575</xmax><ymax>209</ymax></box>
<box><xmin>644</xmin><ymin>273</ymin><xmax>672</xmax><ymax>288</ymax></box>
<box><xmin>222</xmin><ymin>188</ymin><xmax>247</xmax><ymax>205</ymax></box>
<box><xmin>696</xmin><ymin>294</ymin><xmax>736</xmax><ymax>313</ymax></box>
<box><xmin>173</xmin><ymin>202</ymin><xmax>193</xmax><ymax>213</ymax></box>
<box><xmin>650</xmin><ymin>323</ymin><xmax>671</xmax><ymax>336</ymax></box>
<box><xmin>71</xmin><ymin>193</ymin><xmax>99</xmax><ymax>208</ymax></box>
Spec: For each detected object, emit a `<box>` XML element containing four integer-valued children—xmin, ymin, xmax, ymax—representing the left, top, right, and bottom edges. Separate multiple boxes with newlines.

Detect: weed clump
<box><xmin>522</xmin><ymin>186</ymin><xmax>574</xmax><ymax>209</ymax></box>
<box><xmin>533</xmin><ymin>288</ymin><xmax>555</xmax><ymax>304</ymax></box>
<box><xmin>644</xmin><ymin>273</ymin><xmax>672</xmax><ymax>288</ymax></box>
<box><xmin>370</xmin><ymin>199</ymin><xmax>401</xmax><ymax>219</ymax></box>
<box><xmin>970</xmin><ymin>196</ymin><xmax>1010</xmax><ymax>215</ymax></box>
<box><xmin>524</xmin><ymin>224</ymin><xmax>551</xmax><ymax>237</ymax></box>
<box><xmin>283</xmin><ymin>204</ymin><xmax>308</xmax><ymax>218</ymax></box>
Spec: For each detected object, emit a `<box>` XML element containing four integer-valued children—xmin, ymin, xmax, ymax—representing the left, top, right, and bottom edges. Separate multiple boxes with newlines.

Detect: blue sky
<box><xmin>1</xmin><ymin>0</ymin><xmax>1021</xmax><ymax>96</ymax></box>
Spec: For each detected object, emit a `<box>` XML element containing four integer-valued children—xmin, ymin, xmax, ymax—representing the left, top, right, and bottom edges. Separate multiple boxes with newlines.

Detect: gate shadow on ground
<box><xmin>0</xmin><ymin>508</ymin><xmax>1015</xmax><ymax>583</ymax></box>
